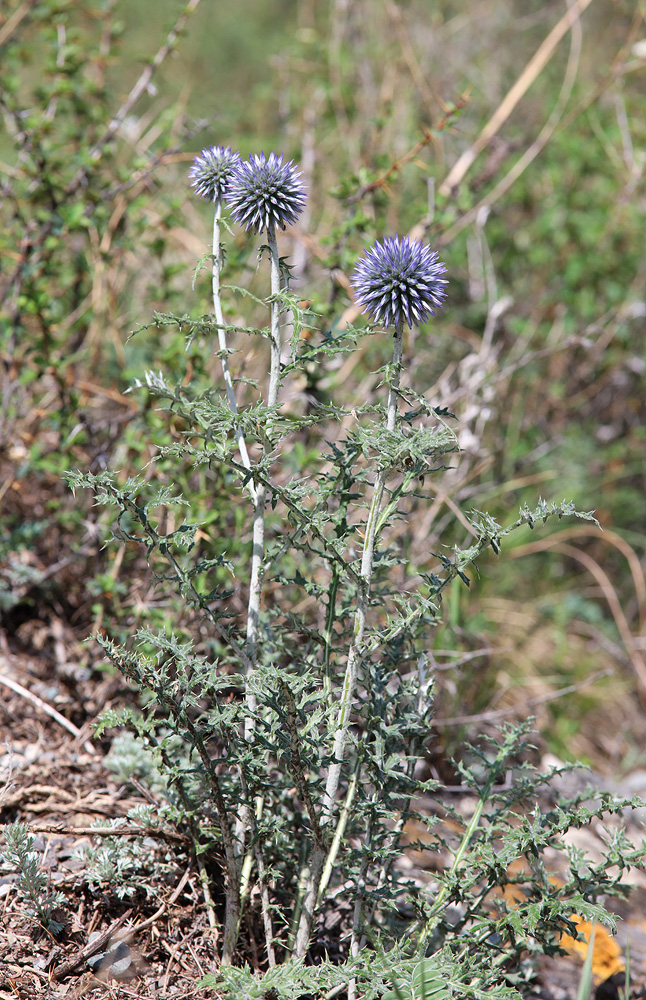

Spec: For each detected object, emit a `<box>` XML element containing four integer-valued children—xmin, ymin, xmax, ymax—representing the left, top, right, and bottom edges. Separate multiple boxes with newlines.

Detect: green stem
<box><xmin>317</xmin><ymin>761</ymin><xmax>359</xmax><ymax>906</ymax></box>
<box><xmin>418</xmin><ymin>792</ymin><xmax>487</xmax><ymax>950</ymax></box>
<box><xmin>323</xmin><ymin>565</ymin><xmax>339</xmax><ymax>703</ymax></box>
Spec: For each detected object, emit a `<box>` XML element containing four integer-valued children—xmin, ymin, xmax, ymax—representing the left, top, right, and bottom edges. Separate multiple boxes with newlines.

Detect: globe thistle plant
<box><xmin>72</xmin><ymin>126</ymin><xmax>619</xmax><ymax>980</ymax></box>
<box><xmin>189</xmin><ymin>145</ymin><xmax>240</xmax><ymax>204</ymax></box>
<box><xmin>225</xmin><ymin>151</ymin><xmax>306</xmax><ymax>234</ymax></box>
<box><xmin>351</xmin><ymin>235</ymin><xmax>448</xmax><ymax>330</ymax></box>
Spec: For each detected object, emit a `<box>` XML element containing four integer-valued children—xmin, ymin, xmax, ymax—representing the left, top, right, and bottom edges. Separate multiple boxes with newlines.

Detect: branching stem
<box><xmin>293</xmin><ymin>319</ymin><xmax>405</xmax><ymax>958</ymax></box>
<box><xmin>324</xmin><ymin>319</ymin><xmax>403</xmax><ymax>806</ymax></box>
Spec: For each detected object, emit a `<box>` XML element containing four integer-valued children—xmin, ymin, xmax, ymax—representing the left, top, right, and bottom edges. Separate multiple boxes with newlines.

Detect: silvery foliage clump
<box><xmin>66</xmin><ymin>146</ymin><xmax>645</xmax><ymax>998</ymax></box>
<box><xmin>0</xmin><ymin>822</ymin><xmax>66</xmax><ymax>936</ymax></box>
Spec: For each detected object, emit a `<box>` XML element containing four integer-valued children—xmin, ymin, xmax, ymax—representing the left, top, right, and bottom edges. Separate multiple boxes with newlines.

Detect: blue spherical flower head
<box><xmin>189</xmin><ymin>145</ymin><xmax>241</xmax><ymax>203</ymax></box>
<box><xmin>225</xmin><ymin>151</ymin><xmax>306</xmax><ymax>233</ymax></box>
<box><xmin>351</xmin><ymin>236</ymin><xmax>448</xmax><ymax>330</ymax></box>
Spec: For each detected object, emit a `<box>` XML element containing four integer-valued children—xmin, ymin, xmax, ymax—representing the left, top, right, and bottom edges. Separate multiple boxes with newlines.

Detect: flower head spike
<box><xmin>189</xmin><ymin>145</ymin><xmax>241</xmax><ymax>203</ymax></box>
<box><xmin>225</xmin><ymin>151</ymin><xmax>306</xmax><ymax>233</ymax></box>
<box><xmin>351</xmin><ymin>236</ymin><xmax>448</xmax><ymax>329</ymax></box>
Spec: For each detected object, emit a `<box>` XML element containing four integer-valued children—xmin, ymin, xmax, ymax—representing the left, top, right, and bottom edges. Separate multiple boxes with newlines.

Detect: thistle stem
<box><xmin>322</xmin><ymin>319</ymin><xmax>403</xmax><ymax>812</ymax></box>
<box><xmin>244</xmin><ymin>221</ymin><xmax>281</xmax><ymax>668</ymax></box>
<box><xmin>212</xmin><ymin>201</ymin><xmax>255</xmax><ymax>501</ymax></box>
<box><xmin>293</xmin><ymin>319</ymin><xmax>404</xmax><ymax>958</ymax></box>
<box><xmin>266</xmin><ymin>222</ymin><xmax>282</xmax><ymax>413</ymax></box>
<box><xmin>417</xmin><ymin>792</ymin><xmax>487</xmax><ymax>949</ymax></box>
<box><xmin>235</xmin><ymin>221</ymin><xmax>284</xmax><ymax>955</ymax></box>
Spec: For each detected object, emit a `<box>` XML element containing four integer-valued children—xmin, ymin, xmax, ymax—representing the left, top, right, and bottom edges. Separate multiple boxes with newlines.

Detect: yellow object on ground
<box><xmin>560</xmin><ymin>915</ymin><xmax>624</xmax><ymax>983</ymax></box>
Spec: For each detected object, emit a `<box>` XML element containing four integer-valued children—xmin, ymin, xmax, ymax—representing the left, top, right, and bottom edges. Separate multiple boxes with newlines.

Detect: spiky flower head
<box><xmin>225</xmin><ymin>151</ymin><xmax>306</xmax><ymax>233</ymax></box>
<box><xmin>189</xmin><ymin>145</ymin><xmax>241</xmax><ymax>203</ymax></box>
<box><xmin>351</xmin><ymin>236</ymin><xmax>448</xmax><ymax>330</ymax></box>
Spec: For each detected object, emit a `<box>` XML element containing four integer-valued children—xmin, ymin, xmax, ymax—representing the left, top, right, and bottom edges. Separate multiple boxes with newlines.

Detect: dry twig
<box><xmin>438</xmin><ymin>0</ymin><xmax>595</xmax><ymax>197</ymax></box>
<box><xmin>0</xmin><ymin>669</ymin><xmax>95</xmax><ymax>755</ymax></box>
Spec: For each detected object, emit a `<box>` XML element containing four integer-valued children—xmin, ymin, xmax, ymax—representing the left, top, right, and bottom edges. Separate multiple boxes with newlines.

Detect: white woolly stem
<box><xmin>293</xmin><ymin>319</ymin><xmax>404</xmax><ymax>959</ymax></box>
<box><xmin>235</xmin><ymin>221</ymin><xmax>284</xmax><ymax>957</ymax></box>
<box><xmin>212</xmin><ymin>198</ymin><xmax>258</xmax><ymax>958</ymax></box>
<box><xmin>244</xmin><ymin>221</ymin><xmax>282</xmax><ymax>669</ymax></box>
<box><xmin>212</xmin><ymin>202</ymin><xmax>255</xmax><ymax>502</ymax></box>
<box><xmin>266</xmin><ymin>223</ymin><xmax>283</xmax><ymax>413</ymax></box>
